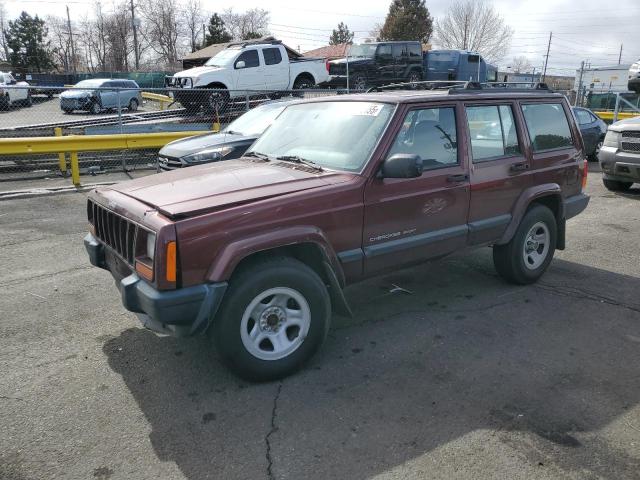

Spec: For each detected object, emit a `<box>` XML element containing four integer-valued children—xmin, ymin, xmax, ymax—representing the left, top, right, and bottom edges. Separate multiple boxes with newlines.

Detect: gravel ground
<box><xmin>0</xmin><ymin>167</ymin><xmax>639</xmax><ymax>480</ymax></box>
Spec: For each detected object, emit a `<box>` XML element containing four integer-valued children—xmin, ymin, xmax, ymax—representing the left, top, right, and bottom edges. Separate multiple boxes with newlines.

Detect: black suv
<box><xmin>322</xmin><ymin>41</ymin><xmax>423</xmax><ymax>91</ymax></box>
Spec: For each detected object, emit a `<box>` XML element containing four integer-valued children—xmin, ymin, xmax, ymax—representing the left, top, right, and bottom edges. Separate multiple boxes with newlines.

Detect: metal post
<box><xmin>55</xmin><ymin>127</ymin><xmax>67</xmax><ymax>174</ymax></box>
<box><xmin>618</xmin><ymin>44</ymin><xmax>623</xmax><ymax>65</ymax></box>
<box><xmin>613</xmin><ymin>93</ymin><xmax>620</xmax><ymax>123</ymax></box>
<box><xmin>346</xmin><ymin>48</ymin><xmax>350</xmax><ymax>93</ymax></box>
<box><xmin>66</xmin><ymin>6</ymin><xmax>76</xmax><ymax>74</ymax></box>
<box><xmin>542</xmin><ymin>31</ymin><xmax>552</xmax><ymax>82</ymax></box>
<box><xmin>70</xmin><ymin>151</ymin><xmax>80</xmax><ymax>186</ymax></box>
<box><xmin>116</xmin><ymin>89</ymin><xmax>123</xmax><ymax>134</ymax></box>
<box><xmin>245</xmin><ymin>93</ymin><xmax>250</xmax><ymax>111</ymax></box>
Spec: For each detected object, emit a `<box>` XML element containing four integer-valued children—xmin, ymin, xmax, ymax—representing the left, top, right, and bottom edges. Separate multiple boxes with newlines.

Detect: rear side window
<box><xmin>466</xmin><ymin>105</ymin><xmax>520</xmax><ymax>162</ymax></box>
<box><xmin>392</xmin><ymin>43</ymin><xmax>408</xmax><ymax>58</ymax></box>
<box><xmin>263</xmin><ymin>48</ymin><xmax>282</xmax><ymax>65</ymax></box>
<box><xmin>388</xmin><ymin>107</ymin><xmax>458</xmax><ymax>170</ymax></box>
<box><xmin>236</xmin><ymin>50</ymin><xmax>260</xmax><ymax>68</ymax></box>
<box><xmin>522</xmin><ymin>103</ymin><xmax>573</xmax><ymax>151</ymax></box>
<box><xmin>377</xmin><ymin>44</ymin><xmax>392</xmax><ymax>58</ymax></box>
<box><xmin>408</xmin><ymin>44</ymin><xmax>422</xmax><ymax>58</ymax></box>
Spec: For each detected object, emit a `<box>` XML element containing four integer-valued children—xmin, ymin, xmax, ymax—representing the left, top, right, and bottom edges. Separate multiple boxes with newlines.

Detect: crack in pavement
<box><xmin>536</xmin><ymin>282</ymin><xmax>640</xmax><ymax>314</ymax></box>
<box><xmin>265</xmin><ymin>382</ymin><xmax>282</xmax><ymax>480</ymax></box>
<box><xmin>0</xmin><ymin>265</ymin><xmax>93</xmax><ymax>288</ymax></box>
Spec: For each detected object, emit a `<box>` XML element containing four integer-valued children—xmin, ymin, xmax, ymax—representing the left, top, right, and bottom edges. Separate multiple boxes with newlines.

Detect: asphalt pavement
<box><xmin>0</xmin><ymin>168</ymin><xmax>639</xmax><ymax>480</ymax></box>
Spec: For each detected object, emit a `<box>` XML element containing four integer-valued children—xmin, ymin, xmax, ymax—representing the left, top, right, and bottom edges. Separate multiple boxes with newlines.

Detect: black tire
<box><xmin>0</xmin><ymin>94</ymin><xmax>10</xmax><ymax>110</ymax></box>
<box><xmin>62</xmin><ymin>108</ymin><xmax>73</xmax><ymax>114</ymax></box>
<box><xmin>90</xmin><ymin>101</ymin><xmax>101</xmax><ymax>114</ymax></box>
<box><xmin>603</xmin><ymin>178</ymin><xmax>632</xmax><ymax>191</ymax></box>
<box><xmin>408</xmin><ymin>71</ymin><xmax>422</xmax><ymax>83</ymax></box>
<box><xmin>588</xmin><ymin>139</ymin><xmax>603</xmax><ymax>162</ymax></box>
<box><xmin>206</xmin><ymin>89</ymin><xmax>229</xmax><ymax>115</ymax></box>
<box><xmin>24</xmin><ymin>93</ymin><xmax>32</xmax><ymax>107</ymax></box>
<box><xmin>211</xmin><ymin>256</ymin><xmax>331</xmax><ymax>381</ymax></box>
<box><xmin>351</xmin><ymin>74</ymin><xmax>368</xmax><ymax>92</ymax></box>
<box><xmin>292</xmin><ymin>75</ymin><xmax>315</xmax><ymax>90</ymax></box>
<box><xmin>128</xmin><ymin>98</ymin><xmax>138</xmax><ymax>111</ymax></box>
<box><xmin>493</xmin><ymin>204</ymin><xmax>557</xmax><ymax>285</ymax></box>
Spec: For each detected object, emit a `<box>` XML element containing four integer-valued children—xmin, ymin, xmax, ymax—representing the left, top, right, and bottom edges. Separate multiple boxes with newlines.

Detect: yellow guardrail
<box><xmin>0</xmin><ymin>131</ymin><xmax>208</xmax><ymax>186</ymax></box>
<box><xmin>594</xmin><ymin>111</ymin><xmax>639</xmax><ymax>121</ymax></box>
<box><xmin>141</xmin><ymin>91</ymin><xmax>173</xmax><ymax>110</ymax></box>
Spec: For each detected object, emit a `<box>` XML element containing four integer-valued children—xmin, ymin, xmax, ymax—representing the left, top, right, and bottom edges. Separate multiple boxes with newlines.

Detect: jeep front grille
<box><xmin>88</xmin><ymin>200</ymin><xmax>138</xmax><ymax>265</ymax></box>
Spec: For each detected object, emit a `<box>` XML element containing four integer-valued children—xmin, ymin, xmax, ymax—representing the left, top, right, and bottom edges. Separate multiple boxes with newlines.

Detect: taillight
<box><xmin>581</xmin><ymin>159</ymin><xmax>588</xmax><ymax>189</ymax></box>
<box><xmin>325</xmin><ymin>60</ymin><xmax>330</xmax><ymax>73</ymax></box>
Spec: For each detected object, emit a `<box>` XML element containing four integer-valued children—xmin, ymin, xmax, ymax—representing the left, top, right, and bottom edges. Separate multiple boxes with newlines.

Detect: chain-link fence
<box><xmin>0</xmin><ymin>85</ymin><xmax>344</xmax><ymax>183</ymax></box>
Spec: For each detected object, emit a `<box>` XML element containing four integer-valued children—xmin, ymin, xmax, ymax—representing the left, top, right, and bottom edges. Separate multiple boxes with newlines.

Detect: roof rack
<box><xmin>226</xmin><ymin>39</ymin><xmax>282</xmax><ymax>49</ymax></box>
<box><xmin>366</xmin><ymin>80</ymin><xmax>553</xmax><ymax>94</ymax></box>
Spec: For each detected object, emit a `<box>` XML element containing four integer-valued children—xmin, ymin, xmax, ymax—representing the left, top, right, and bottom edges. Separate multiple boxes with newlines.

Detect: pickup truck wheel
<box><xmin>207</xmin><ymin>90</ymin><xmax>229</xmax><ymax>114</ymax></box>
<box><xmin>408</xmin><ymin>71</ymin><xmax>421</xmax><ymax>83</ymax></box>
<box><xmin>351</xmin><ymin>74</ymin><xmax>368</xmax><ymax>92</ymax></box>
<box><xmin>602</xmin><ymin>178</ymin><xmax>632</xmax><ymax>191</ymax></box>
<box><xmin>211</xmin><ymin>257</ymin><xmax>331</xmax><ymax>381</ymax></box>
<box><xmin>493</xmin><ymin>204</ymin><xmax>557</xmax><ymax>285</ymax></box>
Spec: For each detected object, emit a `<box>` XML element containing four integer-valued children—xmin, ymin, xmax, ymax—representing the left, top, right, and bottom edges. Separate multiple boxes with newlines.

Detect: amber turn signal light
<box><xmin>582</xmin><ymin>159</ymin><xmax>588</xmax><ymax>189</ymax></box>
<box><xmin>166</xmin><ymin>241</ymin><xmax>177</xmax><ymax>282</ymax></box>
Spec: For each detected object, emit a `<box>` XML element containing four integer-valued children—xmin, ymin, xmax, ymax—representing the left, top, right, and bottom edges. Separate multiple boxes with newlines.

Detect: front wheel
<box><xmin>90</xmin><ymin>101</ymin><xmax>101</xmax><ymax>114</ymax></box>
<box><xmin>128</xmin><ymin>98</ymin><xmax>138</xmax><ymax>111</ymax></box>
<box><xmin>603</xmin><ymin>178</ymin><xmax>632</xmax><ymax>191</ymax></box>
<box><xmin>350</xmin><ymin>74</ymin><xmax>368</xmax><ymax>92</ymax></box>
<box><xmin>211</xmin><ymin>257</ymin><xmax>331</xmax><ymax>381</ymax></box>
<box><xmin>588</xmin><ymin>139</ymin><xmax>603</xmax><ymax>161</ymax></box>
<box><xmin>24</xmin><ymin>93</ymin><xmax>33</xmax><ymax>107</ymax></box>
<box><xmin>493</xmin><ymin>204</ymin><xmax>557</xmax><ymax>285</ymax></box>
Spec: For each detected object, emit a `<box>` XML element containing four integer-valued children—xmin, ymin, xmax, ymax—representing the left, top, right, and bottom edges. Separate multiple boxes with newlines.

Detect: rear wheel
<box><xmin>211</xmin><ymin>256</ymin><xmax>331</xmax><ymax>381</ymax></box>
<box><xmin>0</xmin><ymin>94</ymin><xmax>10</xmax><ymax>110</ymax></box>
<box><xmin>408</xmin><ymin>71</ymin><xmax>422</xmax><ymax>83</ymax></box>
<box><xmin>351</xmin><ymin>74</ymin><xmax>368</xmax><ymax>92</ymax></box>
<box><xmin>24</xmin><ymin>93</ymin><xmax>33</xmax><ymax>107</ymax></box>
<box><xmin>293</xmin><ymin>75</ymin><xmax>315</xmax><ymax>90</ymax></box>
<box><xmin>493</xmin><ymin>204</ymin><xmax>557</xmax><ymax>285</ymax></box>
<box><xmin>588</xmin><ymin>139</ymin><xmax>603</xmax><ymax>161</ymax></box>
<box><xmin>603</xmin><ymin>178</ymin><xmax>632</xmax><ymax>191</ymax></box>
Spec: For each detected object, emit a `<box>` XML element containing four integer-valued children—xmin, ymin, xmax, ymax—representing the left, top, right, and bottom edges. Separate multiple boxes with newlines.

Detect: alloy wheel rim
<box><xmin>240</xmin><ymin>287</ymin><xmax>311</xmax><ymax>361</ymax></box>
<box><xmin>522</xmin><ymin>221</ymin><xmax>550</xmax><ymax>270</ymax></box>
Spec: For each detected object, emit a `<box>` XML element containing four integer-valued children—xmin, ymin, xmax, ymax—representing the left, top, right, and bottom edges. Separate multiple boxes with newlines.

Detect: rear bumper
<box><xmin>84</xmin><ymin>233</ymin><xmax>227</xmax><ymax>337</ymax></box>
<box><xmin>564</xmin><ymin>193</ymin><xmax>590</xmax><ymax>219</ymax></box>
<box><xmin>319</xmin><ymin>75</ymin><xmax>349</xmax><ymax>88</ymax></box>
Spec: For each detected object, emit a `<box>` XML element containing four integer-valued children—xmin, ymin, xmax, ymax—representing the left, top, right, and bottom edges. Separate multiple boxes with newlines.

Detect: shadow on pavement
<box><xmin>104</xmin><ymin>253</ymin><xmax>640</xmax><ymax>479</ymax></box>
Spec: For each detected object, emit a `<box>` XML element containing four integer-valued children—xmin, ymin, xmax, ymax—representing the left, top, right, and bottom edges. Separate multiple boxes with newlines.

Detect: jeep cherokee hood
<box><xmin>108</xmin><ymin>159</ymin><xmax>354</xmax><ymax>218</ymax></box>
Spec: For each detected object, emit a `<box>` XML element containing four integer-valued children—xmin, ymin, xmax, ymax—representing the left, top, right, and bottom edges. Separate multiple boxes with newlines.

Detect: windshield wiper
<box><xmin>244</xmin><ymin>151</ymin><xmax>270</xmax><ymax>161</ymax></box>
<box><xmin>276</xmin><ymin>155</ymin><xmax>323</xmax><ymax>171</ymax></box>
<box><xmin>224</xmin><ymin>130</ymin><xmax>242</xmax><ymax>135</ymax></box>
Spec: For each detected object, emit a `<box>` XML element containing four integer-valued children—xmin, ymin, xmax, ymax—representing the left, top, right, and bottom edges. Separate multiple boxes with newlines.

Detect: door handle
<box><xmin>446</xmin><ymin>174</ymin><xmax>468</xmax><ymax>183</ymax></box>
<box><xmin>509</xmin><ymin>162</ymin><xmax>529</xmax><ymax>172</ymax></box>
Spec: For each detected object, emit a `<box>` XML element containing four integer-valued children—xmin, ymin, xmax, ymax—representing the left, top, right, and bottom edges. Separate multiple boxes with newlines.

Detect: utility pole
<box><xmin>130</xmin><ymin>0</ymin><xmax>139</xmax><ymax>70</ymax></box>
<box><xmin>576</xmin><ymin>61</ymin><xmax>585</xmax><ymax>106</ymax></box>
<box><xmin>618</xmin><ymin>44</ymin><xmax>623</xmax><ymax>65</ymax></box>
<box><xmin>66</xmin><ymin>5</ymin><xmax>76</xmax><ymax>74</ymax></box>
<box><xmin>542</xmin><ymin>31</ymin><xmax>552</xmax><ymax>82</ymax></box>
<box><xmin>202</xmin><ymin>24</ymin><xmax>206</xmax><ymax>47</ymax></box>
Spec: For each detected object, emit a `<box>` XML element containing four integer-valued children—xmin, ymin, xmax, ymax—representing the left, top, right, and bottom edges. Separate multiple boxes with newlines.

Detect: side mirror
<box><xmin>235</xmin><ymin>60</ymin><xmax>246</xmax><ymax>69</ymax></box>
<box><xmin>380</xmin><ymin>154</ymin><xmax>423</xmax><ymax>179</ymax></box>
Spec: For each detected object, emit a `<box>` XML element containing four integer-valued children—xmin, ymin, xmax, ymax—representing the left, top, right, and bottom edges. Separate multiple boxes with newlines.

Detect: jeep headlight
<box><xmin>183</xmin><ymin>146</ymin><xmax>234</xmax><ymax>164</ymax></box>
<box><xmin>603</xmin><ymin>130</ymin><xmax>621</xmax><ymax>147</ymax></box>
<box><xmin>146</xmin><ymin>232</ymin><xmax>156</xmax><ymax>260</ymax></box>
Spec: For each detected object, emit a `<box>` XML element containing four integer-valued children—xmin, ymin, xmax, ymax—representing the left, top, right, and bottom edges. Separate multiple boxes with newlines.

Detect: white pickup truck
<box><xmin>167</xmin><ymin>40</ymin><xmax>329</xmax><ymax>112</ymax></box>
<box><xmin>0</xmin><ymin>72</ymin><xmax>32</xmax><ymax>110</ymax></box>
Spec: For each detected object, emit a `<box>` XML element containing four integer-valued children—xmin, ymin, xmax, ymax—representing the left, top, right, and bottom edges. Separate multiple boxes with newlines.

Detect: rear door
<box><xmin>99</xmin><ymin>81</ymin><xmax>118</xmax><ymax>108</ymax></box>
<box><xmin>465</xmin><ymin>101</ymin><xmax>531</xmax><ymax>244</ymax></box>
<box><xmin>392</xmin><ymin>43</ymin><xmax>409</xmax><ymax>81</ymax></box>
<box><xmin>375</xmin><ymin>44</ymin><xmax>394</xmax><ymax>84</ymax></box>
<box><xmin>261</xmin><ymin>46</ymin><xmax>288</xmax><ymax>90</ymax></box>
<box><xmin>363</xmin><ymin>103</ymin><xmax>470</xmax><ymax>276</ymax></box>
<box><xmin>574</xmin><ymin>107</ymin><xmax>598</xmax><ymax>153</ymax></box>
<box><xmin>521</xmin><ymin>100</ymin><xmax>582</xmax><ymax>197</ymax></box>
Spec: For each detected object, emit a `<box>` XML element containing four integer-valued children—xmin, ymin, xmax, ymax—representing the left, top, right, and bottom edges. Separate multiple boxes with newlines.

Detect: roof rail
<box><xmin>366</xmin><ymin>80</ymin><xmax>554</xmax><ymax>94</ymax></box>
<box><xmin>226</xmin><ymin>39</ymin><xmax>282</xmax><ymax>49</ymax></box>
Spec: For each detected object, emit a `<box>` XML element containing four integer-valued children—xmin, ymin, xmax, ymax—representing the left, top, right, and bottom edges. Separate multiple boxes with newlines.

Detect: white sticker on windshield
<box><xmin>355</xmin><ymin>104</ymin><xmax>383</xmax><ymax>116</ymax></box>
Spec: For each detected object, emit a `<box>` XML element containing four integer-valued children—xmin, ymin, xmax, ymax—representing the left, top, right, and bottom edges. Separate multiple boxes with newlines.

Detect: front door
<box><xmin>363</xmin><ymin>104</ymin><xmax>470</xmax><ymax>276</ymax></box>
<box><xmin>233</xmin><ymin>49</ymin><xmax>265</xmax><ymax>91</ymax></box>
<box><xmin>261</xmin><ymin>47</ymin><xmax>288</xmax><ymax>90</ymax></box>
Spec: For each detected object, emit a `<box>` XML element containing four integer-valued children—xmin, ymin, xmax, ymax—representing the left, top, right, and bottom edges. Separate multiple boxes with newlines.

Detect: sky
<box><xmin>2</xmin><ymin>0</ymin><xmax>639</xmax><ymax>75</ymax></box>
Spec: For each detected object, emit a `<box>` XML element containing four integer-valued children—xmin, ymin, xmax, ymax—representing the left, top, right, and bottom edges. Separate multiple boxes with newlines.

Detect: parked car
<box><xmin>628</xmin><ymin>59</ymin><xmax>640</xmax><ymax>93</ymax></box>
<box><xmin>167</xmin><ymin>39</ymin><xmax>329</xmax><ymax>112</ymax></box>
<box><xmin>158</xmin><ymin>99</ymin><xmax>293</xmax><ymax>171</ymax></box>
<box><xmin>60</xmin><ymin>79</ymin><xmax>142</xmax><ymax>114</ymax></box>
<box><xmin>0</xmin><ymin>72</ymin><xmax>32</xmax><ymax>109</ymax></box>
<box><xmin>322</xmin><ymin>41</ymin><xmax>423</xmax><ymax>91</ymax></box>
<box><xmin>572</xmin><ymin>107</ymin><xmax>607</xmax><ymax>161</ymax></box>
<box><xmin>598</xmin><ymin>115</ymin><xmax>640</xmax><ymax>191</ymax></box>
<box><xmin>84</xmin><ymin>83</ymin><xmax>589</xmax><ymax>381</ymax></box>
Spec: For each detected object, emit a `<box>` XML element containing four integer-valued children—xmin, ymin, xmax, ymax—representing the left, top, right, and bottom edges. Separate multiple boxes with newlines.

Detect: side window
<box><xmin>392</xmin><ymin>44</ymin><xmax>407</xmax><ymax>59</ymax></box>
<box><xmin>263</xmin><ymin>48</ymin><xmax>282</xmax><ymax>65</ymax></box>
<box><xmin>408</xmin><ymin>44</ymin><xmax>422</xmax><ymax>59</ymax></box>
<box><xmin>522</xmin><ymin>103</ymin><xmax>573</xmax><ymax>152</ymax></box>
<box><xmin>575</xmin><ymin>109</ymin><xmax>592</xmax><ymax>125</ymax></box>
<box><xmin>376</xmin><ymin>44</ymin><xmax>392</xmax><ymax>58</ymax></box>
<box><xmin>236</xmin><ymin>50</ymin><xmax>260</xmax><ymax>69</ymax></box>
<box><xmin>465</xmin><ymin>105</ymin><xmax>521</xmax><ymax>162</ymax></box>
<box><xmin>388</xmin><ymin>107</ymin><xmax>458</xmax><ymax>170</ymax></box>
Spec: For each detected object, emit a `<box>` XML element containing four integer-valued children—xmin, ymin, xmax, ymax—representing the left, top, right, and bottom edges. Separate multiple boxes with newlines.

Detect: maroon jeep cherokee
<box><xmin>85</xmin><ymin>85</ymin><xmax>589</xmax><ymax>381</ymax></box>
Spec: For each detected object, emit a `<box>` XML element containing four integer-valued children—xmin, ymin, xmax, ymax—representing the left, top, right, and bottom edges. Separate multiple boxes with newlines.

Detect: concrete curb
<box><xmin>0</xmin><ymin>182</ymin><xmax>117</xmax><ymax>200</ymax></box>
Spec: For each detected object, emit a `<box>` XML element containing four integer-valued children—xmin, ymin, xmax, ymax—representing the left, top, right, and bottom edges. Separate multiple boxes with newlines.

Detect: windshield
<box><xmin>205</xmin><ymin>48</ymin><xmax>240</xmax><ymax>66</ymax></box>
<box><xmin>348</xmin><ymin>44</ymin><xmax>377</xmax><ymax>58</ymax></box>
<box><xmin>74</xmin><ymin>79</ymin><xmax>103</xmax><ymax>88</ymax></box>
<box><xmin>248</xmin><ymin>101</ymin><xmax>394</xmax><ymax>172</ymax></box>
<box><xmin>225</xmin><ymin>102</ymin><xmax>288</xmax><ymax>136</ymax></box>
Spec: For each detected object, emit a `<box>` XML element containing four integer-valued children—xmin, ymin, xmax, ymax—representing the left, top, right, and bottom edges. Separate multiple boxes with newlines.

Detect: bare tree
<box><xmin>221</xmin><ymin>8</ymin><xmax>269</xmax><ymax>40</ymax></box>
<box><xmin>182</xmin><ymin>0</ymin><xmax>203</xmax><ymax>52</ymax></box>
<box><xmin>511</xmin><ymin>55</ymin><xmax>533</xmax><ymax>73</ymax></box>
<box><xmin>46</xmin><ymin>15</ymin><xmax>73</xmax><ymax>72</ymax></box>
<box><xmin>434</xmin><ymin>0</ymin><xmax>513</xmax><ymax>63</ymax></box>
<box><xmin>0</xmin><ymin>1</ymin><xmax>9</xmax><ymax>61</ymax></box>
<box><xmin>368</xmin><ymin>22</ymin><xmax>383</xmax><ymax>42</ymax></box>
<box><xmin>139</xmin><ymin>0</ymin><xmax>182</xmax><ymax>67</ymax></box>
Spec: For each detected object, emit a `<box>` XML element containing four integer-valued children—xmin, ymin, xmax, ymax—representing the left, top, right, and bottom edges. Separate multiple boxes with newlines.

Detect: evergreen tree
<box><xmin>242</xmin><ymin>31</ymin><xmax>262</xmax><ymax>40</ymax></box>
<box><xmin>379</xmin><ymin>0</ymin><xmax>433</xmax><ymax>43</ymax></box>
<box><xmin>329</xmin><ymin>22</ymin><xmax>354</xmax><ymax>45</ymax></box>
<box><xmin>204</xmin><ymin>13</ymin><xmax>232</xmax><ymax>46</ymax></box>
<box><xmin>5</xmin><ymin>12</ymin><xmax>55</xmax><ymax>71</ymax></box>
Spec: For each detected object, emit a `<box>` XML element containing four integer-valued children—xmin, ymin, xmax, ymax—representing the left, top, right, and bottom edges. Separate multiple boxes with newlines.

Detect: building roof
<box><xmin>303</xmin><ymin>44</ymin><xmax>350</xmax><ymax>59</ymax></box>
<box><xmin>182</xmin><ymin>36</ymin><xmax>301</xmax><ymax>61</ymax></box>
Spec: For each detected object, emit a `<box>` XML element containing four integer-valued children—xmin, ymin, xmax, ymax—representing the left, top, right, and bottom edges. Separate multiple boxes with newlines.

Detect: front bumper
<box><xmin>599</xmin><ymin>146</ymin><xmax>640</xmax><ymax>182</ymax></box>
<box><xmin>84</xmin><ymin>233</ymin><xmax>227</xmax><ymax>337</ymax></box>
